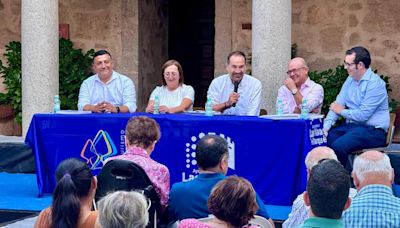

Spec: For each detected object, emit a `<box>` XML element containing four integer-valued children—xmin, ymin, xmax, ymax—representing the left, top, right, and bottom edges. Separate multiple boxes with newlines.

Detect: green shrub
<box><xmin>59</xmin><ymin>38</ymin><xmax>94</xmax><ymax>110</ymax></box>
<box><xmin>0</xmin><ymin>39</ymin><xmax>94</xmax><ymax>124</ymax></box>
<box><xmin>0</xmin><ymin>41</ymin><xmax>22</xmax><ymax>123</ymax></box>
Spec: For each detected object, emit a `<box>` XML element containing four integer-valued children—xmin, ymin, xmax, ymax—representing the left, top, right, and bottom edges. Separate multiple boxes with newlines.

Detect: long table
<box><xmin>25</xmin><ymin>113</ymin><xmax>326</xmax><ymax>205</ymax></box>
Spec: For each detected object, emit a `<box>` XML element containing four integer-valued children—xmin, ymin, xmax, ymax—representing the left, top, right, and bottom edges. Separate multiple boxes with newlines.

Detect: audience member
<box><xmin>145</xmin><ymin>59</ymin><xmax>195</xmax><ymax>113</ymax></box>
<box><xmin>96</xmin><ymin>191</ymin><xmax>149</xmax><ymax>228</ymax></box>
<box><xmin>207</xmin><ymin>51</ymin><xmax>262</xmax><ymax>116</ymax></box>
<box><xmin>343</xmin><ymin>150</ymin><xmax>400</xmax><ymax>227</ymax></box>
<box><xmin>178</xmin><ymin>176</ymin><xmax>265</xmax><ymax>228</ymax></box>
<box><xmin>324</xmin><ymin>46</ymin><xmax>389</xmax><ymax>166</ymax></box>
<box><xmin>168</xmin><ymin>134</ymin><xmax>273</xmax><ymax>226</ymax></box>
<box><xmin>298</xmin><ymin>159</ymin><xmax>351</xmax><ymax>228</ymax></box>
<box><xmin>34</xmin><ymin>158</ymin><xmax>97</xmax><ymax>228</ymax></box>
<box><xmin>283</xmin><ymin>146</ymin><xmax>357</xmax><ymax>228</ymax></box>
<box><xmin>78</xmin><ymin>50</ymin><xmax>137</xmax><ymax>113</ymax></box>
<box><xmin>105</xmin><ymin>116</ymin><xmax>170</xmax><ymax>208</ymax></box>
<box><xmin>277</xmin><ymin>57</ymin><xmax>323</xmax><ymax>114</ymax></box>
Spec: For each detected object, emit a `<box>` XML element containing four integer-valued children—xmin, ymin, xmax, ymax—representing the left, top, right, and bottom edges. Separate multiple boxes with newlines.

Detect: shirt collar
<box><xmin>303</xmin><ymin>217</ymin><xmax>343</xmax><ymax>227</ymax></box>
<box><xmin>357</xmin><ymin>184</ymin><xmax>393</xmax><ymax>197</ymax></box>
<box><xmin>124</xmin><ymin>146</ymin><xmax>149</xmax><ymax>158</ymax></box>
<box><xmin>197</xmin><ymin>172</ymin><xmax>225</xmax><ymax>180</ymax></box>
<box><xmin>360</xmin><ymin>68</ymin><xmax>373</xmax><ymax>81</ymax></box>
<box><xmin>301</xmin><ymin>77</ymin><xmax>312</xmax><ymax>89</ymax></box>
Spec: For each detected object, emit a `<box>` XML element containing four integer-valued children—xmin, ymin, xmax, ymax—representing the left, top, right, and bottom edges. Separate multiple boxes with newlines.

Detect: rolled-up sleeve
<box><xmin>122</xmin><ymin>77</ymin><xmax>137</xmax><ymax>112</ymax></box>
<box><xmin>247</xmin><ymin>80</ymin><xmax>262</xmax><ymax>116</ymax></box>
<box><xmin>78</xmin><ymin>80</ymin><xmax>90</xmax><ymax>111</ymax></box>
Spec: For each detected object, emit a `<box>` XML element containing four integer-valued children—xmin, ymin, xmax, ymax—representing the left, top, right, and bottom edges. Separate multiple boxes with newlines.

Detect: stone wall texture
<box><xmin>292</xmin><ymin>0</ymin><xmax>400</xmax><ymax>100</ymax></box>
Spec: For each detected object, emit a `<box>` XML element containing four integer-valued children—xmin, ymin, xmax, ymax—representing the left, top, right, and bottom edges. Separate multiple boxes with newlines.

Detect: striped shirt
<box><xmin>343</xmin><ymin>184</ymin><xmax>400</xmax><ymax>227</ymax></box>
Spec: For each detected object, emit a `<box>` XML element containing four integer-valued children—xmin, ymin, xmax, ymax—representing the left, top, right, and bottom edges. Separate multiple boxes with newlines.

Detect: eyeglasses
<box><xmin>164</xmin><ymin>72</ymin><xmax>179</xmax><ymax>77</ymax></box>
<box><xmin>286</xmin><ymin>67</ymin><xmax>305</xmax><ymax>75</ymax></box>
<box><xmin>343</xmin><ymin>60</ymin><xmax>356</xmax><ymax>67</ymax></box>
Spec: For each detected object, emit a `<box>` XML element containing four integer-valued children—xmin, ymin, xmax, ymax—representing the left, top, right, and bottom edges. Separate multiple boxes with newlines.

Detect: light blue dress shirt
<box><xmin>323</xmin><ymin>68</ymin><xmax>389</xmax><ymax>131</ymax></box>
<box><xmin>343</xmin><ymin>185</ymin><xmax>400</xmax><ymax>227</ymax></box>
<box><xmin>78</xmin><ymin>71</ymin><xmax>137</xmax><ymax>112</ymax></box>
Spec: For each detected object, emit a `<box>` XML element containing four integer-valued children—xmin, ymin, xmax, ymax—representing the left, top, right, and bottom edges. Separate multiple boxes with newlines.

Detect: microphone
<box><xmin>232</xmin><ymin>81</ymin><xmax>240</xmax><ymax>107</ymax></box>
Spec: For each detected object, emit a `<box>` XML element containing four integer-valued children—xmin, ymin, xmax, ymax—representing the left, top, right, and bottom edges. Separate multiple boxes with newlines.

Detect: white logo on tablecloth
<box><xmin>182</xmin><ymin>132</ymin><xmax>235</xmax><ymax>182</ymax></box>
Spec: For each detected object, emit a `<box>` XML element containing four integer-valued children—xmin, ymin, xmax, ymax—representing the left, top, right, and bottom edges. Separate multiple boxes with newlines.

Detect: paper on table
<box><xmin>56</xmin><ymin>110</ymin><xmax>92</xmax><ymax>114</ymax></box>
<box><xmin>259</xmin><ymin>113</ymin><xmax>324</xmax><ymax>120</ymax></box>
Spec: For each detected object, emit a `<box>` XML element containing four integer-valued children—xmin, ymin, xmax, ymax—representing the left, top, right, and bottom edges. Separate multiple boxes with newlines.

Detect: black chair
<box><xmin>95</xmin><ymin>159</ymin><xmax>161</xmax><ymax>228</ymax></box>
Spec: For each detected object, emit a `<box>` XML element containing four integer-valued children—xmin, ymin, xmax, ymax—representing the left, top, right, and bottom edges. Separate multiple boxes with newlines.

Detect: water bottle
<box><xmin>276</xmin><ymin>97</ymin><xmax>283</xmax><ymax>115</ymax></box>
<box><xmin>205</xmin><ymin>97</ymin><xmax>213</xmax><ymax>116</ymax></box>
<box><xmin>53</xmin><ymin>95</ymin><xmax>60</xmax><ymax>113</ymax></box>
<box><xmin>153</xmin><ymin>96</ymin><xmax>160</xmax><ymax>114</ymax></box>
<box><xmin>301</xmin><ymin>98</ymin><xmax>309</xmax><ymax>119</ymax></box>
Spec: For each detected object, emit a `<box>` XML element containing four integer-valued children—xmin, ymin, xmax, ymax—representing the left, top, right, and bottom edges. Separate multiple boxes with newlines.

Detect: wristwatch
<box><xmin>116</xmin><ymin>106</ymin><xmax>120</xmax><ymax>113</ymax></box>
<box><xmin>291</xmin><ymin>88</ymin><xmax>298</xmax><ymax>95</ymax></box>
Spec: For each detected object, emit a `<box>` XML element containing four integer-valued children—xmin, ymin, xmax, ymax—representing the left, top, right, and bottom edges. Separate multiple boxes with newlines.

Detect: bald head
<box><xmin>353</xmin><ymin>150</ymin><xmax>394</xmax><ymax>188</ymax></box>
<box><xmin>305</xmin><ymin>146</ymin><xmax>338</xmax><ymax>171</ymax></box>
<box><xmin>287</xmin><ymin>57</ymin><xmax>310</xmax><ymax>87</ymax></box>
<box><xmin>289</xmin><ymin>57</ymin><xmax>308</xmax><ymax>69</ymax></box>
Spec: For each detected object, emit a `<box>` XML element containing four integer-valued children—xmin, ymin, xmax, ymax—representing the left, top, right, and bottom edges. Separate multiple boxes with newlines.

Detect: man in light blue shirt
<box><xmin>78</xmin><ymin>50</ymin><xmax>137</xmax><ymax>113</ymax></box>
<box><xmin>323</xmin><ymin>46</ymin><xmax>389</xmax><ymax>166</ymax></box>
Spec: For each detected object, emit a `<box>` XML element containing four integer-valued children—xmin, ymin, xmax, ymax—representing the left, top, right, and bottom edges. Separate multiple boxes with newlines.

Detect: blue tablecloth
<box><xmin>25</xmin><ymin>113</ymin><xmax>326</xmax><ymax>205</ymax></box>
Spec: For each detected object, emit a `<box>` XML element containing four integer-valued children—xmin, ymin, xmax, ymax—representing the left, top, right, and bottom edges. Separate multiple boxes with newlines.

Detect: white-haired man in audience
<box><xmin>343</xmin><ymin>150</ymin><xmax>400</xmax><ymax>227</ymax></box>
<box><xmin>283</xmin><ymin>146</ymin><xmax>357</xmax><ymax>228</ymax></box>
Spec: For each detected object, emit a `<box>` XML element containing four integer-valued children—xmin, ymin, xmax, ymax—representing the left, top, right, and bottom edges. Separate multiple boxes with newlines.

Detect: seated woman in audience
<box><xmin>34</xmin><ymin>158</ymin><xmax>97</xmax><ymax>228</ymax></box>
<box><xmin>145</xmin><ymin>59</ymin><xmax>195</xmax><ymax>113</ymax></box>
<box><xmin>105</xmin><ymin>116</ymin><xmax>170</xmax><ymax>209</ymax></box>
<box><xmin>178</xmin><ymin>176</ymin><xmax>263</xmax><ymax>228</ymax></box>
<box><xmin>96</xmin><ymin>191</ymin><xmax>149</xmax><ymax>228</ymax></box>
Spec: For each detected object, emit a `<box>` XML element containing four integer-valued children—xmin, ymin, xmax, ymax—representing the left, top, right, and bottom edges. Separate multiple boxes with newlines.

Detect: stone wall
<box><xmin>215</xmin><ymin>0</ymin><xmax>252</xmax><ymax>76</ymax></box>
<box><xmin>138</xmin><ymin>0</ymin><xmax>168</xmax><ymax>111</ymax></box>
<box><xmin>292</xmin><ymin>0</ymin><xmax>400</xmax><ymax>101</ymax></box>
<box><xmin>59</xmin><ymin>0</ymin><xmax>138</xmax><ymax>85</ymax></box>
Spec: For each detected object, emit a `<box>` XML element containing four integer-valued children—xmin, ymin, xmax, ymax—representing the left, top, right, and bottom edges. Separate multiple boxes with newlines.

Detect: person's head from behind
<box><xmin>208</xmin><ymin>176</ymin><xmax>258</xmax><ymax>227</ymax></box>
<box><xmin>161</xmin><ymin>59</ymin><xmax>184</xmax><ymax>88</ymax></box>
<box><xmin>352</xmin><ymin>150</ymin><xmax>394</xmax><ymax>190</ymax></box>
<box><xmin>344</xmin><ymin>46</ymin><xmax>371</xmax><ymax>80</ymax></box>
<box><xmin>52</xmin><ymin>158</ymin><xmax>95</xmax><ymax>228</ymax></box>
<box><xmin>305</xmin><ymin>146</ymin><xmax>338</xmax><ymax>174</ymax></box>
<box><xmin>304</xmin><ymin>159</ymin><xmax>351</xmax><ymax>219</ymax></box>
<box><xmin>92</xmin><ymin>50</ymin><xmax>114</xmax><ymax>80</ymax></box>
<box><xmin>287</xmin><ymin>57</ymin><xmax>309</xmax><ymax>87</ymax></box>
<box><xmin>226</xmin><ymin>51</ymin><xmax>246</xmax><ymax>83</ymax></box>
<box><xmin>97</xmin><ymin>191</ymin><xmax>149</xmax><ymax>228</ymax></box>
<box><xmin>125</xmin><ymin>116</ymin><xmax>161</xmax><ymax>152</ymax></box>
<box><xmin>196</xmin><ymin>134</ymin><xmax>229</xmax><ymax>174</ymax></box>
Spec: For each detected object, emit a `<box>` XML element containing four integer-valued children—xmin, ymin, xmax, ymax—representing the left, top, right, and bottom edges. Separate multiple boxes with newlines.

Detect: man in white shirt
<box><xmin>277</xmin><ymin>57</ymin><xmax>324</xmax><ymax>114</ymax></box>
<box><xmin>78</xmin><ymin>50</ymin><xmax>137</xmax><ymax>113</ymax></box>
<box><xmin>207</xmin><ymin>51</ymin><xmax>262</xmax><ymax>116</ymax></box>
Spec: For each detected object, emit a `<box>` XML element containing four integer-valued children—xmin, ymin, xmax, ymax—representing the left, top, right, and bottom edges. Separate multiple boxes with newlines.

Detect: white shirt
<box><xmin>149</xmin><ymin>84</ymin><xmax>195</xmax><ymax>111</ymax></box>
<box><xmin>277</xmin><ymin>78</ymin><xmax>324</xmax><ymax>114</ymax></box>
<box><xmin>207</xmin><ymin>74</ymin><xmax>262</xmax><ymax>116</ymax></box>
<box><xmin>78</xmin><ymin>71</ymin><xmax>137</xmax><ymax>112</ymax></box>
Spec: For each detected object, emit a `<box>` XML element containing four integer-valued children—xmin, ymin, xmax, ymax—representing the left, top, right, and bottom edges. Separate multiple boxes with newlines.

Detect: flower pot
<box><xmin>0</xmin><ymin>104</ymin><xmax>14</xmax><ymax>119</ymax></box>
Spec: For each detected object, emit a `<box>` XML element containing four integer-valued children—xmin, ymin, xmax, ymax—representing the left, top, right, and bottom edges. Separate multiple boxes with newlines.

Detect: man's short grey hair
<box><xmin>353</xmin><ymin>152</ymin><xmax>393</xmax><ymax>182</ymax></box>
<box><xmin>305</xmin><ymin>146</ymin><xmax>338</xmax><ymax>170</ymax></box>
<box><xmin>98</xmin><ymin>191</ymin><xmax>149</xmax><ymax>228</ymax></box>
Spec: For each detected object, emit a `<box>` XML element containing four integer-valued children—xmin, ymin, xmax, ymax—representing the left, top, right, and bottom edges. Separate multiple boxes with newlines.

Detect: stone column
<box><xmin>21</xmin><ymin>0</ymin><xmax>59</xmax><ymax>136</ymax></box>
<box><xmin>252</xmin><ymin>0</ymin><xmax>291</xmax><ymax>114</ymax></box>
